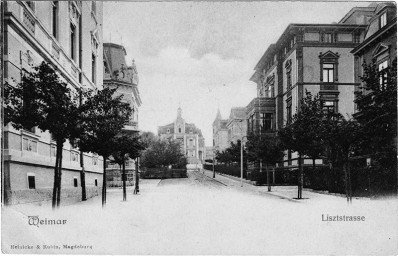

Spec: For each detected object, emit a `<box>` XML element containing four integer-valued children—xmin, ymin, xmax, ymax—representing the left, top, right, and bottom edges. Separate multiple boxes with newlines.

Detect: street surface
<box><xmin>2</xmin><ymin>170</ymin><xmax>398</xmax><ymax>255</ymax></box>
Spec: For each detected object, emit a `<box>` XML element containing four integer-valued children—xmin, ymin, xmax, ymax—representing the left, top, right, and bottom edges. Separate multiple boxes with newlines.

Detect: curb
<box><xmin>202</xmin><ymin>170</ymin><xmax>301</xmax><ymax>202</ymax></box>
<box><xmin>200</xmin><ymin>172</ymin><xmax>228</xmax><ymax>186</ymax></box>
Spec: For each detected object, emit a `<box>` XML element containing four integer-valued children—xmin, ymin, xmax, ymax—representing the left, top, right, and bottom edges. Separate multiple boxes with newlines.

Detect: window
<box><xmin>353</xmin><ymin>33</ymin><xmax>360</xmax><ymax>43</ymax></box>
<box><xmin>178</xmin><ymin>127</ymin><xmax>181</xmax><ymax>133</ymax></box>
<box><xmin>286</xmin><ymin>70</ymin><xmax>292</xmax><ymax>89</ymax></box>
<box><xmin>95</xmin><ymin>179</ymin><xmax>98</xmax><ymax>186</ymax></box>
<box><xmin>167</xmin><ymin>129</ymin><xmax>170</xmax><ymax>134</ymax></box>
<box><xmin>378</xmin><ymin>60</ymin><xmax>388</xmax><ymax>87</ymax></box>
<box><xmin>27</xmin><ymin>174</ymin><xmax>36</xmax><ymax>189</ymax></box>
<box><xmin>52</xmin><ymin>1</ymin><xmax>58</xmax><ymax>39</ymax></box>
<box><xmin>262</xmin><ymin>113</ymin><xmax>273</xmax><ymax>131</ymax></box>
<box><xmin>322</xmin><ymin>33</ymin><xmax>332</xmax><ymax>43</ymax></box>
<box><xmin>249</xmin><ymin>114</ymin><xmax>255</xmax><ymax>133</ymax></box>
<box><xmin>285</xmin><ymin>59</ymin><xmax>292</xmax><ymax>90</ymax></box>
<box><xmin>92</xmin><ymin>53</ymin><xmax>96</xmax><ymax>83</ymax></box>
<box><xmin>70</xmin><ymin>24</ymin><xmax>76</xmax><ymax>61</ymax></box>
<box><xmin>322</xmin><ymin>64</ymin><xmax>334</xmax><ymax>83</ymax></box>
<box><xmin>323</xmin><ymin>100</ymin><xmax>336</xmax><ymax>114</ymax></box>
<box><xmin>319</xmin><ymin>51</ymin><xmax>339</xmax><ymax>83</ymax></box>
<box><xmin>73</xmin><ymin>177</ymin><xmax>78</xmax><ymax>187</ymax></box>
<box><xmin>23</xmin><ymin>138</ymin><xmax>37</xmax><ymax>152</ymax></box>
<box><xmin>286</xmin><ymin>103</ymin><xmax>292</xmax><ymax>125</ymax></box>
<box><xmin>380</xmin><ymin>13</ymin><xmax>387</xmax><ymax>28</ymax></box>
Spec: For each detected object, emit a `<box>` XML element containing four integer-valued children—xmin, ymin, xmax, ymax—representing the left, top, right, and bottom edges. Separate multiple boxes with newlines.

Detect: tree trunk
<box><xmin>102</xmin><ymin>155</ymin><xmax>107</xmax><ymax>207</ymax></box>
<box><xmin>52</xmin><ymin>145</ymin><xmax>60</xmax><ymax>209</ymax></box>
<box><xmin>343</xmin><ymin>160</ymin><xmax>349</xmax><ymax>204</ymax></box>
<box><xmin>122</xmin><ymin>158</ymin><xmax>126</xmax><ymax>201</ymax></box>
<box><xmin>298</xmin><ymin>154</ymin><xmax>303</xmax><ymax>199</ymax></box>
<box><xmin>348</xmin><ymin>162</ymin><xmax>352</xmax><ymax>203</ymax></box>
<box><xmin>56</xmin><ymin>142</ymin><xmax>64</xmax><ymax>208</ymax></box>
<box><xmin>312</xmin><ymin>158</ymin><xmax>316</xmax><ymax>171</ymax></box>
<box><xmin>80</xmin><ymin>151</ymin><xmax>87</xmax><ymax>201</ymax></box>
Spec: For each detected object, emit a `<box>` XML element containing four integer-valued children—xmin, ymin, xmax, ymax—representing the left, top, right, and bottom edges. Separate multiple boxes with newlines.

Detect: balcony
<box><xmin>123</xmin><ymin>121</ymin><xmax>138</xmax><ymax>132</ymax></box>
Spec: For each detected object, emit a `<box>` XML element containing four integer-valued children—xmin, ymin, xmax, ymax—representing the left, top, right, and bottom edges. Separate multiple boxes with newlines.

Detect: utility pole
<box><xmin>240</xmin><ymin>139</ymin><xmax>243</xmax><ymax>187</ymax></box>
<box><xmin>122</xmin><ymin>159</ymin><xmax>126</xmax><ymax>201</ymax></box>
<box><xmin>134</xmin><ymin>157</ymin><xmax>139</xmax><ymax>194</ymax></box>
<box><xmin>79</xmin><ymin>91</ymin><xmax>87</xmax><ymax>201</ymax></box>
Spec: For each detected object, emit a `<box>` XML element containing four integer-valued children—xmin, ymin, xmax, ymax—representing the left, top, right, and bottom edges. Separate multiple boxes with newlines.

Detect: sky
<box><xmin>103</xmin><ymin>1</ymin><xmax>370</xmax><ymax>146</ymax></box>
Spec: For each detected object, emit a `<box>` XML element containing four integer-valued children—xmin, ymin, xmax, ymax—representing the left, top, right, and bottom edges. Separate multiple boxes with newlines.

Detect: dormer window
<box><xmin>380</xmin><ymin>13</ymin><xmax>387</xmax><ymax>28</ymax></box>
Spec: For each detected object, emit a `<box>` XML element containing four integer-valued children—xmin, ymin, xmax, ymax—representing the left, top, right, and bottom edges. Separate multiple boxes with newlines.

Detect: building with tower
<box><xmin>212</xmin><ymin>109</ymin><xmax>229</xmax><ymax>153</ymax></box>
<box><xmin>103</xmin><ymin>42</ymin><xmax>142</xmax><ymax>186</ymax></box>
<box><xmin>158</xmin><ymin>108</ymin><xmax>205</xmax><ymax>166</ymax></box>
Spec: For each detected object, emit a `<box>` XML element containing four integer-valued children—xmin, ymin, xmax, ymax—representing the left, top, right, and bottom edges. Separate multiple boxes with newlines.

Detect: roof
<box><xmin>229</xmin><ymin>107</ymin><xmax>246</xmax><ymax>120</ymax></box>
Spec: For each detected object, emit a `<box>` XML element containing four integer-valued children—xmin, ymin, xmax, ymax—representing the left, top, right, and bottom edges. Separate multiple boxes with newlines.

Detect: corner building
<box><xmin>103</xmin><ymin>43</ymin><xmax>142</xmax><ymax>186</ymax></box>
<box><xmin>2</xmin><ymin>1</ymin><xmax>103</xmax><ymax>205</ymax></box>
<box><xmin>250</xmin><ymin>6</ymin><xmax>372</xmax><ymax>173</ymax></box>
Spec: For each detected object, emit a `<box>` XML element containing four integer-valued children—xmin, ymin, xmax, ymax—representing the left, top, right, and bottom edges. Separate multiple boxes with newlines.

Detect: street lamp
<box><xmin>212</xmin><ymin>150</ymin><xmax>215</xmax><ymax>178</ymax></box>
<box><xmin>236</xmin><ymin>119</ymin><xmax>247</xmax><ymax>187</ymax></box>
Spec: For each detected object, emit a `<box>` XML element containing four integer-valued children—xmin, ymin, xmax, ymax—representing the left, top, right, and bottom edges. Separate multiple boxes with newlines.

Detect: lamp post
<box><xmin>212</xmin><ymin>152</ymin><xmax>215</xmax><ymax>178</ymax></box>
<box><xmin>236</xmin><ymin>119</ymin><xmax>247</xmax><ymax>187</ymax></box>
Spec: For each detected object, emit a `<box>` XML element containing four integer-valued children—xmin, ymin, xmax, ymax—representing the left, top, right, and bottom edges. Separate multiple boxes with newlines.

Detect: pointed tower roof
<box><xmin>177</xmin><ymin>107</ymin><xmax>182</xmax><ymax>119</ymax></box>
<box><xmin>216</xmin><ymin>109</ymin><xmax>222</xmax><ymax>120</ymax></box>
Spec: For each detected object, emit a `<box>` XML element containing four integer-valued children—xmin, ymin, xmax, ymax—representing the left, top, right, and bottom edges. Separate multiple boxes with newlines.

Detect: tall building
<box><xmin>2</xmin><ymin>1</ymin><xmax>104</xmax><ymax>204</ymax></box>
<box><xmin>226</xmin><ymin>107</ymin><xmax>247</xmax><ymax>145</ymax></box>
<box><xmin>250</xmin><ymin>8</ymin><xmax>371</xmax><ymax>174</ymax></box>
<box><xmin>103</xmin><ymin>43</ymin><xmax>142</xmax><ymax>186</ymax></box>
<box><xmin>158</xmin><ymin>108</ymin><xmax>205</xmax><ymax>165</ymax></box>
<box><xmin>212</xmin><ymin>109</ymin><xmax>229</xmax><ymax>153</ymax></box>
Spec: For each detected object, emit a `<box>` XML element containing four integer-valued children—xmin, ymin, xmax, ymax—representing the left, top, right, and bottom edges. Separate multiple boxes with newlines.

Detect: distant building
<box><xmin>158</xmin><ymin>108</ymin><xmax>205</xmax><ymax>165</ymax></box>
<box><xmin>2</xmin><ymin>1</ymin><xmax>103</xmax><ymax>204</ymax></box>
<box><xmin>226</xmin><ymin>107</ymin><xmax>247</xmax><ymax>145</ymax></box>
<box><xmin>204</xmin><ymin>146</ymin><xmax>215</xmax><ymax>162</ymax></box>
<box><xmin>103</xmin><ymin>43</ymin><xmax>142</xmax><ymax>186</ymax></box>
<box><xmin>212</xmin><ymin>109</ymin><xmax>229</xmax><ymax>153</ymax></box>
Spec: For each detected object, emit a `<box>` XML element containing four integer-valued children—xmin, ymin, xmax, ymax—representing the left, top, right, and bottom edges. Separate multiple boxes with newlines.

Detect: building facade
<box><xmin>352</xmin><ymin>3</ymin><xmax>397</xmax><ymax>100</ymax></box>
<box><xmin>212</xmin><ymin>109</ymin><xmax>229</xmax><ymax>153</ymax></box>
<box><xmin>158</xmin><ymin>108</ymin><xmax>205</xmax><ymax>165</ymax></box>
<box><xmin>226</xmin><ymin>107</ymin><xmax>247</xmax><ymax>145</ymax></box>
<box><xmin>103</xmin><ymin>43</ymin><xmax>142</xmax><ymax>186</ymax></box>
<box><xmin>2</xmin><ymin>1</ymin><xmax>104</xmax><ymax>205</ymax></box>
<box><xmin>250</xmin><ymin>7</ymin><xmax>373</xmax><ymax>173</ymax></box>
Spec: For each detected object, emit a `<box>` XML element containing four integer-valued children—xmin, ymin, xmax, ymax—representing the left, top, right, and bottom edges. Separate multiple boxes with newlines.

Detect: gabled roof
<box><xmin>229</xmin><ymin>107</ymin><xmax>246</xmax><ymax>120</ymax></box>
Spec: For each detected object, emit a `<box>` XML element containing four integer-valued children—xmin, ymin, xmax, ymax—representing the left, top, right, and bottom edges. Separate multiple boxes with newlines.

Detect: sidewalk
<box><xmin>200</xmin><ymin>169</ymin><xmax>356</xmax><ymax>203</ymax></box>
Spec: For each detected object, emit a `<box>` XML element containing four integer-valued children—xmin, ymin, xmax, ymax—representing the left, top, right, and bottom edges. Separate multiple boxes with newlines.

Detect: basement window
<box><xmin>27</xmin><ymin>173</ymin><xmax>36</xmax><ymax>189</ymax></box>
